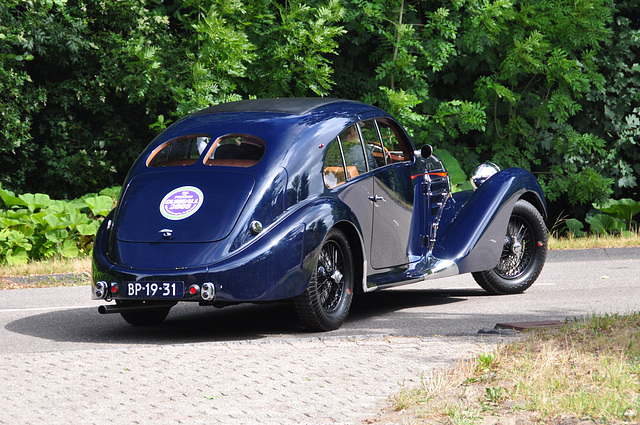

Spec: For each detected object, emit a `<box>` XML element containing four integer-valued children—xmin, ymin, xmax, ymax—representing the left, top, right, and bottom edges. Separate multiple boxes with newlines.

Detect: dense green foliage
<box><xmin>1</xmin><ymin>0</ymin><xmax>639</xmax><ymax>227</ymax></box>
<box><xmin>332</xmin><ymin>0</ymin><xmax>623</xmax><ymax>215</ymax></box>
<box><xmin>0</xmin><ymin>185</ymin><xmax>119</xmax><ymax>264</ymax></box>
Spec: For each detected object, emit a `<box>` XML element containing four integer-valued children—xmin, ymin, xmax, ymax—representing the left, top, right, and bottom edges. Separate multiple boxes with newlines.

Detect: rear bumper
<box><xmin>92</xmin><ymin>221</ymin><xmax>309</xmax><ymax>304</ymax></box>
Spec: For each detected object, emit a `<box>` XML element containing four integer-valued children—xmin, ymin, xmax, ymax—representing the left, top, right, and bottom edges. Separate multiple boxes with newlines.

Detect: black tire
<box><xmin>117</xmin><ymin>301</ymin><xmax>172</xmax><ymax>326</ymax></box>
<box><xmin>295</xmin><ymin>228</ymin><xmax>354</xmax><ymax>331</ymax></box>
<box><xmin>472</xmin><ymin>200</ymin><xmax>547</xmax><ymax>295</ymax></box>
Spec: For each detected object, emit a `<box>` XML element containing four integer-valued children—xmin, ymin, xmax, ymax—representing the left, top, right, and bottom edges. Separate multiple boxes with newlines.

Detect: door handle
<box><xmin>368</xmin><ymin>195</ymin><xmax>386</xmax><ymax>203</ymax></box>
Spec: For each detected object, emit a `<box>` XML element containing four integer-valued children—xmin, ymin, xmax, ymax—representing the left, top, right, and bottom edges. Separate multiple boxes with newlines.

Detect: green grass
<box><xmin>0</xmin><ymin>256</ymin><xmax>90</xmax><ymax>277</ymax></box>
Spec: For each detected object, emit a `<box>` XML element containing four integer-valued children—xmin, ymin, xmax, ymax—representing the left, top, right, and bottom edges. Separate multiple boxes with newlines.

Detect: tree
<box><xmin>0</xmin><ymin>0</ymin><xmax>347</xmax><ymax>198</ymax></box>
<box><xmin>335</xmin><ymin>0</ymin><xmax>616</xmax><ymax>210</ymax></box>
<box><xmin>575</xmin><ymin>0</ymin><xmax>640</xmax><ymax>201</ymax></box>
<box><xmin>0</xmin><ymin>0</ymin><xmax>172</xmax><ymax>197</ymax></box>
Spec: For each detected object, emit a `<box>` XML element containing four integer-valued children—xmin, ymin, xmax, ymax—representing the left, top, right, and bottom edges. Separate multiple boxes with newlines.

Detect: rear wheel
<box><xmin>472</xmin><ymin>200</ymin><xmax>547</xmax><ymax>295</ymax></box>
<box><xmin>295</xmin><ymin>228</ymin><xmax>354</xmax><ymax>331</ymax></box>
<box><xmin>117</xmin><ymin>301</ymin><xmax>173</xmax><ymax>326</ymax></box>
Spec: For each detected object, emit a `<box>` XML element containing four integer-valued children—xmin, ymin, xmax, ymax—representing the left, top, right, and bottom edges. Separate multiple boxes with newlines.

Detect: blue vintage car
<box><xmin>92</xmin><ymin>98</ymin><xmax>548</xmax><ymax>330</ymax></box>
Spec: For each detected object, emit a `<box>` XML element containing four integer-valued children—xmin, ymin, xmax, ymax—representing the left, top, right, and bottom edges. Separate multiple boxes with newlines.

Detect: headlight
<box><xmin>471</xmin><ymin>163</ymin><xmax>500</xmax><ymax>189</ymax></box>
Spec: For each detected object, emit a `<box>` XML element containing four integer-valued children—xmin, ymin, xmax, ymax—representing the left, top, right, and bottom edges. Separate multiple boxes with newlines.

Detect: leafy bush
<box><xmin>585</xmin><ymin>213</ymin><xmax>627</xmax><ymax>236</ymax></box>
<box><xmin>334</xmin><ymin>0</ymin><xmax>617</xmax><ymax>211</ymax></box>
<box><xmin>564</xmin><ymin>218</ymin><xmax>585</xmax><ymax>237</ymax></box>
<box><xmin>436</xmin><ymin>149</ymin><xmax>473</xmax><ymax>192</ymax></box>
<box><xmin>1</xmin><ymin>0</ymin><xmax>638</xmax><ymax>226</ymax></box>
<box><xmin>557</xmin><ymin>198</ymin><xmax>640</xmax><ymax>237</ymax></box>
<box><xmin>592</xmin><ymin>198</ymin><xmax>640</xmax><ymax>229</ymax></box>
<box><xmin>0</xmin><ymin>186</ymin><xmax>120</xmax><ymax>265</ymax></box>
<box><xmin>0</xmin><ymin>0</ymin><xmax>347</xmax><ymax>199</ymax></box>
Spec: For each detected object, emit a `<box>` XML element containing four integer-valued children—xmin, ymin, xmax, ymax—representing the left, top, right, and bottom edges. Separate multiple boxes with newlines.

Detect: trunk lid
<box><xmin>114</xmin><ymin>170</ymin><xmax>255</xmax><ymax>243</ymax></box>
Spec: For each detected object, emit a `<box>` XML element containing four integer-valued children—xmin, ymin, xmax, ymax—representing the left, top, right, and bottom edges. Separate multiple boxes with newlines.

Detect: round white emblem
<box><xmin>159</xmin><ymin>186</ymin><xmax>204</xmax><ymax>221</ymax></box>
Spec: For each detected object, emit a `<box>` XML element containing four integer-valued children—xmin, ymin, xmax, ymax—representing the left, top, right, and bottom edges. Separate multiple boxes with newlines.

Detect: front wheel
<box><xmin>472</xmin><ymin>200</ymin><xmax>547</xmax><ymax>295</ymax></box>
<box><xmin>295</xmin><ymin>228</ymin><xmax>354</xmax><ymax>331</ymax></box>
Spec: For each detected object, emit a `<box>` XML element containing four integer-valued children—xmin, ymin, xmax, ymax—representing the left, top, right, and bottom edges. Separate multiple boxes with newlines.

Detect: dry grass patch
<box><xmin>549</xmin><ymin>233</ymin><xmax>640</xmax><ymax>250</ymax></box>
<box><xmin>374</xmin><ymin>313</ymin><xmax>640</xmax><ymax>424</ymax></box>
<box><xmin>0</xmin><ymin>256</ymin><xmax>91</xmax><ymax>290</ymax></box>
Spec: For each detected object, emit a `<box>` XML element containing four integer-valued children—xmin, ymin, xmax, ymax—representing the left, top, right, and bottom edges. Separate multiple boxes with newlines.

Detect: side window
<box><xmin>338</xmin><ymin>125</ymin><xmax>367</xmax><ymax>177</ymax></box>
<box><xmin>147</xmin><ymin>135</ymin><xmax>210</xmax><ymax>167</ymax></box>
<box><xmin>323</xmin><ymin>138</ymin><xmax>347</xmax><ymax>189</ymax></box>
<box><xmin>377</xmin><ymin>121</ymin><xmax>412</xmax><ymax>164</ymax></box>
<box><xmin>359</xmin><ymin>120</ymin><xmax>386</xmax><ymax>168</ymax></box>
<box><xmin>205</xmin><ymin>134</ymin><xmax>265</xmax><ymax>167</ymax></box>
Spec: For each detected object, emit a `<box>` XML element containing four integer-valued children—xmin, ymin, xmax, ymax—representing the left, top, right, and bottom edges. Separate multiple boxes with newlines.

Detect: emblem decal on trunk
<box><xmin>160</xmin><ymin>186</ymin><xmax>204</xmax><ymax>221</ymax></box>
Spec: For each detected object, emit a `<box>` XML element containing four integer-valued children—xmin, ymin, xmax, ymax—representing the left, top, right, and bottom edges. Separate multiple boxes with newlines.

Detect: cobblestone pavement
<box><xmin>0</xmin><ymin>335</ymin><xmax>498</xmax><ymax>425</ymax></box>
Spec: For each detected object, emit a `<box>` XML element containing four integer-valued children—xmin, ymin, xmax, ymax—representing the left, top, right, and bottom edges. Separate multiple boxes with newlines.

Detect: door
<box><xmin>365</xmin><ymin>120</ymin><xmax>417</xmax><ymax>270</ymax></box>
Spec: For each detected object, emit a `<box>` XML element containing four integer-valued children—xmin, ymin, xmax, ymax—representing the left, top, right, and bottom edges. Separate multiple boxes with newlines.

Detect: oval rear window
<box><xmin>205</xmin><ymin>134</ymin><xmax>265</xmax><ymax>168</ymax></box>
<box><xmin>147</xmin><ymin>135</ymin><xmax>210</xmax><ymax>167</ymax></box>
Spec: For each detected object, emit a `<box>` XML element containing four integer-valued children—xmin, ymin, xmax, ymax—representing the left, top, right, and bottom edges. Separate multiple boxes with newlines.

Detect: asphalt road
<box><xmin>0</xmin><ymin>247</ymin><xmax>638</xmax><ymax>424</ymax></box>
<box><xmin>1</xmin><ymin>247</ymin><xmax>639</xmax><ymax>354</ymax></box>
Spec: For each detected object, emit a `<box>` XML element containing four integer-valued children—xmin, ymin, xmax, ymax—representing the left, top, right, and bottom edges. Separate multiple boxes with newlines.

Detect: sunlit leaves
<box><xmin>244</xmin><ymin>0</ymin><xmax>345</xmax><ymax>97</ymax></box>
<box><xmin>0</xmin><ymin>186</ymin><xmax>120</xmax><ymax>264</ymax></box>
<box><xmin>593</xmin><ymin>198</ymin><xmax>640</xmax><ymax>226</ymax></box>
<box><xmin>0</xmin><ymin>0</ymin><xmax>636</xmax><ymax>219</ymax></box>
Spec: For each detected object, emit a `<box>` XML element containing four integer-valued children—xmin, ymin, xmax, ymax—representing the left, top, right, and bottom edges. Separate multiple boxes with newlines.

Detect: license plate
<box><xmin>126</xmin><ymin>281</ymin><xmax>184</xmax><ymax>298</ymax></box>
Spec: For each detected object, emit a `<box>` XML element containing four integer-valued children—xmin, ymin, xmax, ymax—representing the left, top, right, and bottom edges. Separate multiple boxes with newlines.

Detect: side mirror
<box><xmin>420</xmin><ymin>145</ymin><xmax>433</xmax><ymax>159</ymax></box>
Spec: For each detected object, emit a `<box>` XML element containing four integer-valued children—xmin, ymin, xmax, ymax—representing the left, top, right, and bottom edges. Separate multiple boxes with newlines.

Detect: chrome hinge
<box><xmin>430</xmin><ymin>222</ymin><xmax>439</xmax><ymax>242</ymax></box>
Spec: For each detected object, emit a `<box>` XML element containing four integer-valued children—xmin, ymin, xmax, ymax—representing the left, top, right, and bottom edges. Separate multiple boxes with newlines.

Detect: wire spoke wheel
<box><xmin>316</xmin><ymin>240</ymin><xmax>345</xmax><ymax>312</ymax></box>
<box><xmin>472</xmin><ymin>200</ymin><xmax>547</xmax><ymax>295</ymax></box>
<box><xmin>494</xmin><ymin>217</ymin><xmax>534</xmax><ymax>279</ymax></box>
<box><xmin>295</xmin><ymin>228</ymin><xmax>354</xmax><ymax>331</ymax></box>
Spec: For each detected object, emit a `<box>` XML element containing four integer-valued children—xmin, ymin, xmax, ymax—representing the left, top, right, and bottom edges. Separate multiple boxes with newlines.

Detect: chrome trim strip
<box><xmin>363</xmin><ymin>260</ymin><xmax>376</xmax><ymax>292</ymax></box>
<box><xmin>364</xmin><ymin>255</ymin><xmax>459</xmax><ymax>291</ymax></box>
<box><xmin>422</xmin><ymin>258</ymin><xmax>459</xmax><ymax>280</ymax></box>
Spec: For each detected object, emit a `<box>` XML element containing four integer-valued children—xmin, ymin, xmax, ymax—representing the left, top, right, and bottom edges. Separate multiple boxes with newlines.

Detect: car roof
<box><xmin>149</xmin><ymin>98</ymin><xmax>389</xmax><ymax>154</ymax></box>
<box><xmin>191</xmin><ymin>98</ymin><xmax>368</xmax><ymax>116</ymax></box>
<box><xmin>132</xmin><ymin>98</ymin><xmax>397</xmax><ymax>176</ymax></box>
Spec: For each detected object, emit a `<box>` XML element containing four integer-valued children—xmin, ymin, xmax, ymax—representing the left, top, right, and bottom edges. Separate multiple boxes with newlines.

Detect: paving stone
<box><xmin>0</xmin><ymin>335</ymin><xmax>497</xmax><ymax>424</ymax></box>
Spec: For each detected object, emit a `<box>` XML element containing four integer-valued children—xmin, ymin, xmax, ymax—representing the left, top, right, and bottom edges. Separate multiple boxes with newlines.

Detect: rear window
<box><xmin>205</xmin><ymin>134</ymin><xmax>265</xmax><ymax>168</ymax></box>
<box><xmin>147</xmin><ymin>135</ymin><xmax>210</xmax><ymax>167</ymax></box>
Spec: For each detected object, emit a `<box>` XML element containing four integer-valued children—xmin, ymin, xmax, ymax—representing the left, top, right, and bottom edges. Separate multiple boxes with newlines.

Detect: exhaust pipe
<box><xmin>98</xmin><ymin>302</ymin><xmax>175</xmax><ymax>315</ymax></box>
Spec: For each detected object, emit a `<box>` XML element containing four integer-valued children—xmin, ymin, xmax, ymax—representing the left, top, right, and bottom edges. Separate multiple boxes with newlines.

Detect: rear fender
<box><xmin>297</xmin><ymin>197</ymin><xmax>367</xmax><ymax>294</ymax></box>
<box><xmin>214</xmin><ymin>196</ymin><xmax>365</xmax><ymax>301</ymax></box>
<box><xmin>432</xmin><ymin>168</ymin><xmax>546</xmax><ymax>274</ymax></box>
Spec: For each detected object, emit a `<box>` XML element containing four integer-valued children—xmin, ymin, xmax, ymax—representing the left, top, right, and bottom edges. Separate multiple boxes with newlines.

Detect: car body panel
<box><xmin>370</xmin><ymin>163</ymin><xmax>416</xmax><ymax>269</ymax></box>
<box><xmin>115</xmin><ymin>171</ymin><xmax>255</xmax><ymax>244</ymax></box>
<box><xmin>433</xmin><ymin>168</ymin><xmax>546</xmax><ymax>274</ymax></box>
<box><xmin>92</xmin><ymin>98</ymin><xmax>547</xmax><ymax>313</ymax></box>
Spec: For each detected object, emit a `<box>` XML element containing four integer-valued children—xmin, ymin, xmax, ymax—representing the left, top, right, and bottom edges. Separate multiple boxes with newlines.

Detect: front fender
<box><xmin>433</xmin><ymin>168</ymin><xmax>546</xmax><ymax>274</ymax></box>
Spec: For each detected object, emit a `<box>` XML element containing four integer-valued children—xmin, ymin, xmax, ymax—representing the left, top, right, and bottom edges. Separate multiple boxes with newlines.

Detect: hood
<box><xmin>114</xmin><ymin>170</ymin><xmax>255</xmax><ymax>243</ymax></box>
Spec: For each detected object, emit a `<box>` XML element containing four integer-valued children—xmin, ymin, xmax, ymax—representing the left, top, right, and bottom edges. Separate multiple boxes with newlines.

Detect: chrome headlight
<box><xmin>471</xmin><ymin>162</ymin><xmax>500</xmax><ymax>189</ymax></box>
